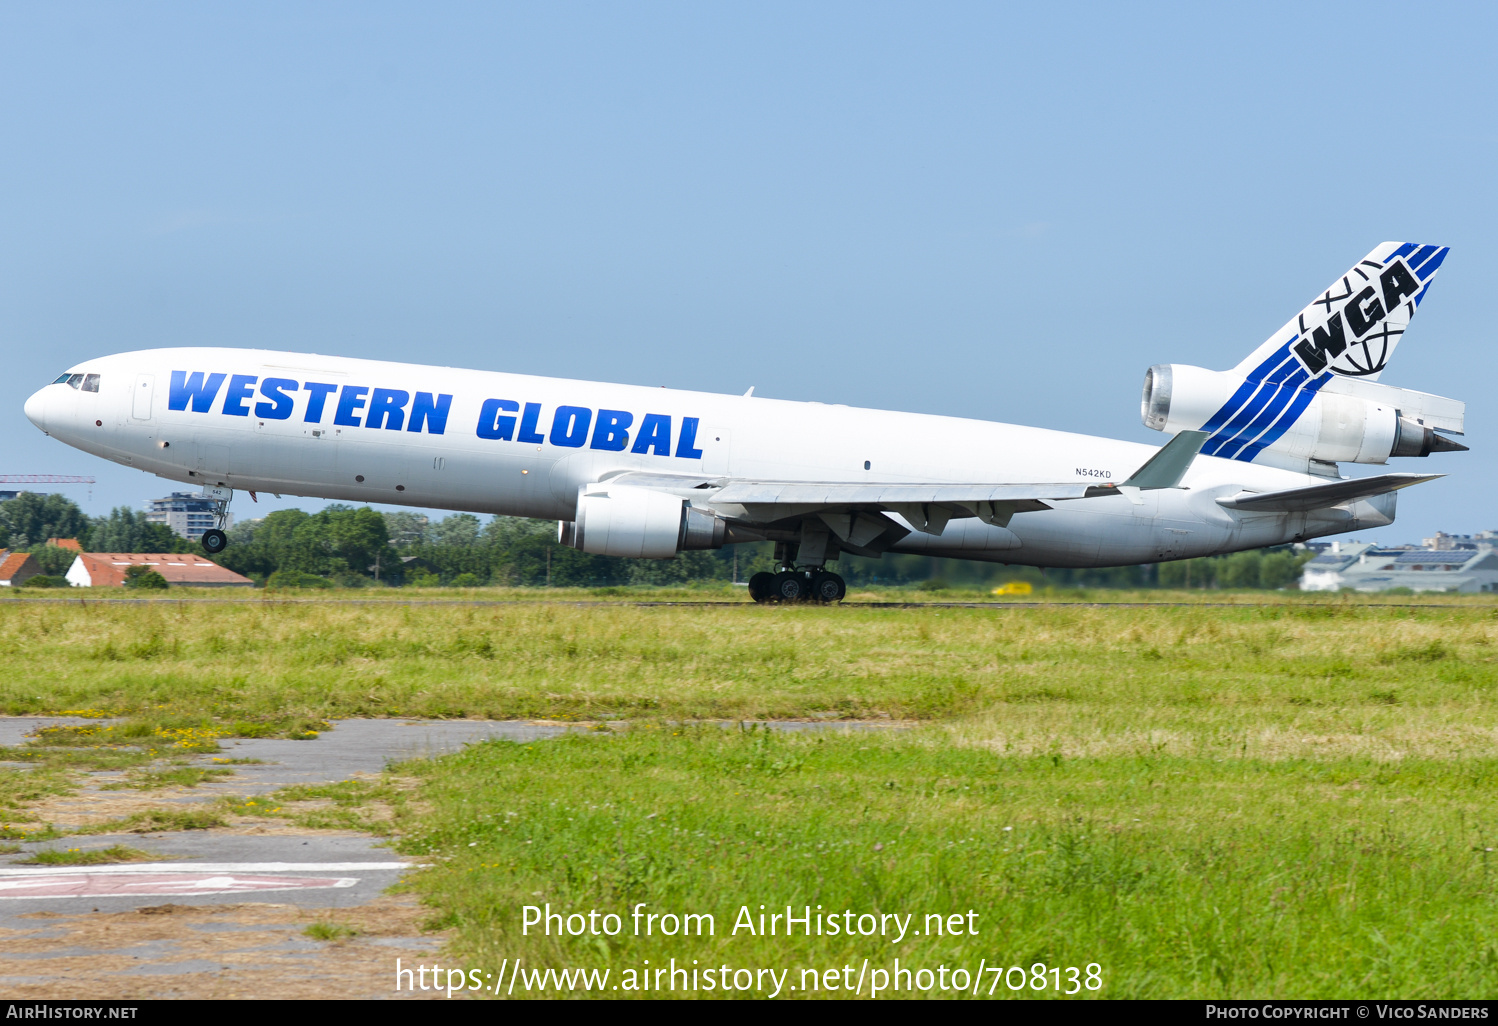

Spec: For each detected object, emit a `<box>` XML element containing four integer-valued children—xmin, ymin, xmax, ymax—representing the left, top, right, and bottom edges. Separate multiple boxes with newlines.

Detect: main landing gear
<box><xmin>747</xmin><ymin>569</ymin><xmax>846</xmax><ymax>604</ymax></box>
<box><xmin>747</xmin><ymin>535</ymin><xmax>847</xmax><ymax>604</ymax></box>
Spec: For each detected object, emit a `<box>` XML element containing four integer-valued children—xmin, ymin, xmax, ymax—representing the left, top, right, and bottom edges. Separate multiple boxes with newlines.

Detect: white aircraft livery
<box><xmin>23</xmin><ymin>242</ymin><xmax>1468</xmax><ymax>602</ymax></box>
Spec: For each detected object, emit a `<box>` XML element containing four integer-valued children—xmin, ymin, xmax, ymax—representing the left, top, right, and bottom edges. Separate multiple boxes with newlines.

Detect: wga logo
<box><xmin>1291</xmin><ymin>258</ymin><xmax>1422</xmax><ymax>377</ymax></box>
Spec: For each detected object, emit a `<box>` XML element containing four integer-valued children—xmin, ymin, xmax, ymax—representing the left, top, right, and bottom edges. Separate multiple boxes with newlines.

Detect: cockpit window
<box><xmin>53</xmin><ymin>372</ymin><xmax>99</xmax><ymax>389</ymax></box>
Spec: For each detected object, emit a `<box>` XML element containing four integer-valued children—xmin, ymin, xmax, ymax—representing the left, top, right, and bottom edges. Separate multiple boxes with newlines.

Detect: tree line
<box><xmin>0</xmin><ymin>491</ymin><xmax>1311</xmax><ymax>589</ymax></box>
<box><xmin>0</xmin><ymin>492</ymin><xmax>181</xmax><ymax>577</ymax></box>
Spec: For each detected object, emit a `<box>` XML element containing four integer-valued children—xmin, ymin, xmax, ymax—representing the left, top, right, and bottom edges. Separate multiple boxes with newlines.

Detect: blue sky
<box><xmin>3</xmin><ymin>2</ymin><xmax>1496</xmax><ymax>543</ymax></box>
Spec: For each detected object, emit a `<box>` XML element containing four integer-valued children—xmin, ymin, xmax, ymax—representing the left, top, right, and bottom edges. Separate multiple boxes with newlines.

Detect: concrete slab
<box><xmin>204</xmin><ymin>718</ymin><xmax>572</xmax><ymax>790</ymax></box>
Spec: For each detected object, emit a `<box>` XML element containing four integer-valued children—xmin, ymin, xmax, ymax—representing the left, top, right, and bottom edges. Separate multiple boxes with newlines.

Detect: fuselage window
<box><xmin>81</xmin><ymin>374</ymin><xmax>100</xmax><ymax>393</ymax></box>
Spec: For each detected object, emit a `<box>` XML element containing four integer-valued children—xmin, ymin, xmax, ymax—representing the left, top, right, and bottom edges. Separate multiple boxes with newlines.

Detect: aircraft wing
<box><xmin>606</xmin><ymin>430</ymin><xmax>1211</xmax><ymax>539</ymax></box>
<box><xmin>606</xmin><ymin>473</ymin><xmax>1093</xmax><ymax>536</ymax></box>
<box><xmin>710</xmin><ymin>481</ymin><xmax>1094</xmax><ymax>537</ymax></box>
<box><xmin>1215</xmin><ymin>472</ymin><xmax>1442</xmax><ymax>513</ymax></box>
<box><xmin>603</xmin><ymin>472</ymin><xmax>1095</xmax><ymax>505</ymax></box>
<box><xmin>702</xmin><ymin>430</ymin><xmax>1209</xmax><ymax>505</ymax></box>
<box><xmin>709</xmin><ymin>481</ymin><xmax>1095</xmax><ymax>505</ymax></box>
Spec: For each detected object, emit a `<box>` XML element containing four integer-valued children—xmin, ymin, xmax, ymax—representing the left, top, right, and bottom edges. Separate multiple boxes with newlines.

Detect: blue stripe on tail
<box><xmin>1405</xmin><ymin>244</ymin><xmax>1438</xmax><ymax>272</ymax></box>
<box><xmin>1412</xmin><ymin>246</ymin><xmax>1448</xmax><ymax>279</ymax></box>
<box><xmin>1200</xmin><ymin>347</ymin><xmax>1299</xmax><ymax>456</ymax></box>
<box><xmin>1214</xmin><ymin>368</ymin><xmax>1311</xmax><ymax>460</ymax></box>
<box><xmin>1202</xmin><ymin>377</ymin><xmax>1288</xmax><ymax>456</ymax></box>
<box><xmin>1235</xmin><ymin>373</ymin><xmax>1332</xmax><ymax>462</ymax></box>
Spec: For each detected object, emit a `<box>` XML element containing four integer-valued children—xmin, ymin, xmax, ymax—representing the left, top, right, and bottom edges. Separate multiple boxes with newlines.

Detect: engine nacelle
<box><xmin>1142</xmin><ymin>364</ymin><xmax>1466</xmax><ymax>465</ymax></box>
<box><xmin>557</xmin><ymin>484</ymin><xmax>726</xmax><ymax>558</ymax></box>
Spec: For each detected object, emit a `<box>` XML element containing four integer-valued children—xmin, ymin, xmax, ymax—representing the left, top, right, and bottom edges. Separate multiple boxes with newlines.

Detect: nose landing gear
<box><xmin>198</xmin><ymin>487</ymin><xmax>234</xmax><ymax>555</ymax></box>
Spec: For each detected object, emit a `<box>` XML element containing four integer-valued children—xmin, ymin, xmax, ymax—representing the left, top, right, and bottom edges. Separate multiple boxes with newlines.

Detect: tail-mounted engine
<box><xmin>1142</xmin><ymin>364</ymin><xmax>1466</xmax><ymax>465</ymax></box>
<box><xmin>557</xmin><ymin>484</ymin><xmax>726</xmax><ymax>559</ymax></box>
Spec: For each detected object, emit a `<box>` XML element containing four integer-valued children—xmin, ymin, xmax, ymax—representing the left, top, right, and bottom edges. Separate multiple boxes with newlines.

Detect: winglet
<box><xmin>1121</xmin><ymin>430</ymin><xmax>1208</xmax><ymax>490</ymax></box>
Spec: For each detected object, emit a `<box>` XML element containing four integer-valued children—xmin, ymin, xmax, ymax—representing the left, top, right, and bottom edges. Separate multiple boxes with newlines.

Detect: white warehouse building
<box><xmin>1300</xmin><ymin>541</ymin><xmax>1498</xmax><ymax>593</ymax></box>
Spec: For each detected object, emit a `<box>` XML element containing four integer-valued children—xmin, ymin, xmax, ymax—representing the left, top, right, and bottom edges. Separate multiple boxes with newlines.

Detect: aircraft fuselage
<box><xmin>24</xmin><ymin>347</ymin><xmax>1391</xmax><ymax>569</ymax></box>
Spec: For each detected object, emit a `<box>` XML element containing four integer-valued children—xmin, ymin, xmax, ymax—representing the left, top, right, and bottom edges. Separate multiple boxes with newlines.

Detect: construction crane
<box><xmin>0</xmin><ymin>475</ymin><xmax>96</xmax><ymax>501</ymax></box>
<box><xmin>0</xmin><ymin>475</ymin><xmax>96</xmax><ymax>485</ymax></box>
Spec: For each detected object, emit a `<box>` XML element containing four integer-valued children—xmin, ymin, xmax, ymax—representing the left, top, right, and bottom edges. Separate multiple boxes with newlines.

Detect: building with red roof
<box><xmin>66</xmin><ymin>553</ymin><xmax>253</xmax><ymax>588</ymax></box>
<box><xmin>0</xmin><ymin>552</ymin><xmax>41</xmax><ymax>587</ymax></box>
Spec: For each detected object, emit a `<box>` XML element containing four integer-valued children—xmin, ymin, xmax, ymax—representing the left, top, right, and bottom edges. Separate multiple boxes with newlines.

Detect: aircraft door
<box><xmin>699</xmin><ymin>426</ymin><xmax>731</xmax><ymax>477</ymax></box>
<box><xmin>194</xmin><ymin>436</ymin><xmax>232</xmax><ymax>487</ymax></box>
<box><xmin>132</xmin><ymin>374</ymin><xmax>154</xmax><ymax>420</ymax></box>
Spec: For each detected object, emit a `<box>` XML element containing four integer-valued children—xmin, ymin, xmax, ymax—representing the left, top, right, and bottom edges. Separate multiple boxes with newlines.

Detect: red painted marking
<box><xmin>0</xmin><ymin>873</ymin><xmax>356</xmax><ymax>899</ymax></box>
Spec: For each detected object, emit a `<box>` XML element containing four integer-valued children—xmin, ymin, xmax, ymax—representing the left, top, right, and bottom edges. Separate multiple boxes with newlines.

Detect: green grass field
<box><xmin>3</xmin><ymin>594</ymin><xmax>1495</xmax><ymax>726</ymax></box>
<box><xmin>400</xmin><ymin>726</ymin><xmax>1498</xmax><ymax>998</ymax></box>
<box><xmin>3</xmin><ymin>592</ymin><xmax>1496</xmax><ymax>997</ymax></box>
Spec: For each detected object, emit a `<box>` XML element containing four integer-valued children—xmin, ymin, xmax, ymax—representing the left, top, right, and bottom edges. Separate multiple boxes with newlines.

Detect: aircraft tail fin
<box><xmin>1232</xmin><ymin>242</ymin><xmax>1448</xmax><ymax>385</ymax></box>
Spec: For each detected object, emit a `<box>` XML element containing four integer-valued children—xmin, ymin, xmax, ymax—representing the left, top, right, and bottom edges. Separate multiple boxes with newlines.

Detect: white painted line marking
<box><xmin>0</xmin><ymin>873</ymin><xmax>362</xmax><ymax>899</ymax></box>
<box><xmin>0</xmin><ymin>862</ymin><xmax>418</xmax><ymax>877</ymax></box>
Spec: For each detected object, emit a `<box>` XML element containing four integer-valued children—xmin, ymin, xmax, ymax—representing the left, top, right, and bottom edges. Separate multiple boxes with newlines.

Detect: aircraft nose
<box><xmin>23</xmin><ymin>387</ymin><xmax>48</xmax><ymax>433</ymax></box>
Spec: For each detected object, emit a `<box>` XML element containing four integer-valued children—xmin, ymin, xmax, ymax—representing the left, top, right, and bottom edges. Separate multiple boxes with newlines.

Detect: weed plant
<box><xmin>20</xmin><ymin>844</ymin><xmax>157</xmax><ymax>865</ymax></box>
<box><xmin>99</xmin><ymin>766</ymin><xmax>235</xmax><ymax>791</ymax></box>
<box><xmin>72</xmin><ymin>809</ymin><xmax>227</xmax><ymax>834</ymax></box>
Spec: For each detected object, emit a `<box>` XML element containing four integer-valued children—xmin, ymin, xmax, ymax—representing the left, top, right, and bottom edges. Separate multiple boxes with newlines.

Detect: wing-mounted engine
<box><xmin>1142</xmin><ymin>363</ymin><xmax>1466</xmax><ymax>466</ymax></box>
<box><xmin>557</xmin><ymin>483</ymin><xmax>727</xmax><ymax>558</ymax></box>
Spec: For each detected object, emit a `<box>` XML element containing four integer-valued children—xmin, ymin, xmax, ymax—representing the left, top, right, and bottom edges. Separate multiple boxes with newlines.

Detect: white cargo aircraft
<box><xmin>23</xmin><ymin>242</ymin><xmax>1467</xmax><ymax>602</ymax></box>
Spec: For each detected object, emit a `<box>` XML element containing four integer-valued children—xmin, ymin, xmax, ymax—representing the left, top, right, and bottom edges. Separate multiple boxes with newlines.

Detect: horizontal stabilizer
<box><xmin>1216</xmin><ymin>472</ymin><xmax>1442</xmax><ymax>513</ymax></box>
<box><xmin>1121</xmin><ymin>430</ymin><xmax>1207</xmax><ymax>489</ymax></box>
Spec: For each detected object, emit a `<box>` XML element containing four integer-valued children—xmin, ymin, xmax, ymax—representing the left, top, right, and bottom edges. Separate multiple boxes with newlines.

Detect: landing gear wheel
<box><xmin>747</xmin><ymin>571</ymin><xmax>775</xmax><ymax>604</ymax></box>
<box><xmin>773</xmin><ymin>571</ymin><xmax>807</xmax><ymax>603</ymax></box>
<box><xmin>200</xmin><ymin>529</ymin><xmax>227</xmax><ymax>554</ymax></box>
<box><xmin>810</xmin><ymin>571</ymin><xmax>846</xmax><ymax>603</ymax></box>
